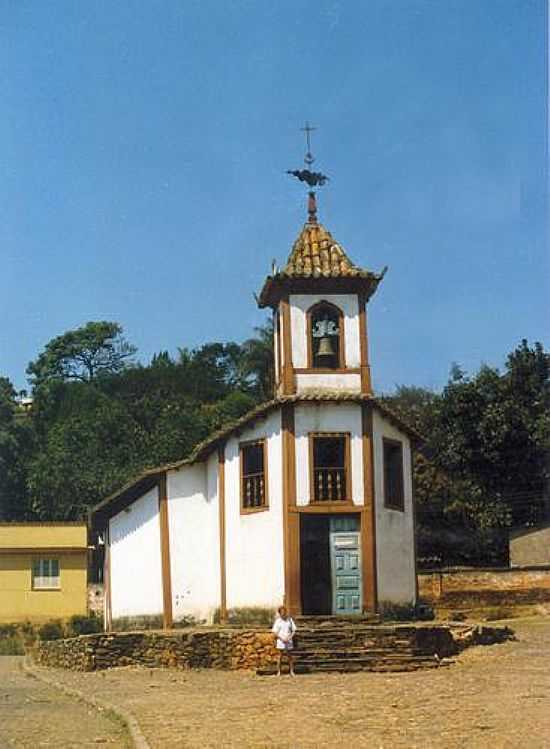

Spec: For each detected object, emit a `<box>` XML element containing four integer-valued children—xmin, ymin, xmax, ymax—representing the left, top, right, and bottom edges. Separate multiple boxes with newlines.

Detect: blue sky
<box><xmin>1</xmin><ymin>0</ymin><xmax>548</xmax><ymax>394</ymax></box>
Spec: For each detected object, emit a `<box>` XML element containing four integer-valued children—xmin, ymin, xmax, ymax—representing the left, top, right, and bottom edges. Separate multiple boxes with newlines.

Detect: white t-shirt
<box><xmin>272</xmin><ymin>616</ymin><xmax>297</xmax><ymax>650</ymax></box>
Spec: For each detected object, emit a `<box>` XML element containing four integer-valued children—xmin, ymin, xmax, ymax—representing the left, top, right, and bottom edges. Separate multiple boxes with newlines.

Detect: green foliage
<box><xmin>385</xmin><ymin>340</ymin><xmax>550</xmax><ymax>567</ymax></box>
<box><xmin>27</xmin><ymin>321</ymin><xmax>136</xmax><ymax>387</ymax></box>
<box><xmin>111</xmin><ymin>615</ymin><xmax>164</xmax><ymax>631</ymax></box>
<box><xmin>38</xmin><ymin>620</ymin><xmax>65</xmax><ymax>641</ymax></box>
<box><xmin>0</xmin><ymin>636</ymin><xmax>25</xmax><ymax>655</ymax></box>
<box><xmin>213</xmin><ymin>606</ymin><xmax>274</xmax><ymax>627</ymax></box>
<box><xmin>68</xmin><ymin>614</ymin><xmax>103</xmax><ymax>636</ymax></box>
<box><xmin>0</xmin><ymin>318</ymin><xmax>274</xmax><ymax>522</ymax></box>
<box><xmin>379</xmin><ymin>601</ymin><xmax>434</xmax><ymax>621</ymax></box>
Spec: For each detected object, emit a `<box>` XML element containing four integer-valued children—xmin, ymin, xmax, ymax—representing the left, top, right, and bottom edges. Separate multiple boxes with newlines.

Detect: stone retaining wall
<box><xmin>33</xmin><ymin>629</ymin><xmax>275</xmax><ymax>672</ymax></box>
<box><xmin>418</xmin><ymin>566</ymin><xmax>550</xmax><ymax>606</ymax></box>
<box><xmin>31</xmin><ymin>623</ymin><xmax>512</xmax><ymax>672</ymax></box>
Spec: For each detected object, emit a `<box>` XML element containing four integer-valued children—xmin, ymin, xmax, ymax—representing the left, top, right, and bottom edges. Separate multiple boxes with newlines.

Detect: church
<box><xmin>93</xmin><ymin>177</ymin><xmax>420</xmax><ymax>629</ymax></box>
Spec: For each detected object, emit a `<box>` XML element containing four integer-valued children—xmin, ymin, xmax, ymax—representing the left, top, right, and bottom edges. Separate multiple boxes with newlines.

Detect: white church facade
<box><xmin>93</xmin><ymin>207</ymin><xmax>420</xmax><ymax>628</ymax></box>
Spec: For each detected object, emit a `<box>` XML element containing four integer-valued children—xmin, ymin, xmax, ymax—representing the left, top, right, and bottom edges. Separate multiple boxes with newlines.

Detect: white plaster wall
<box><xmin>109</xmin><ymin>487</ymin><xmax>163</xmax><ymax>619</ymax></box>
<box><xmin>289</xmin><ymin>293</ymin><xmax>361</xmax><ymax>369</ymax></box>
<box><xmin>224</xmin><ymin>409</ymin><xmax>285</xmax><ymax>610</ymax></box>
<box><xmin>167</xmin><ymin>456</ymin><xmax>221</xmax><ymax>624</ymax></box>
<box><xmin>294</xmin><ymin>403</ymin><xmax>364</xmax><ymax>507</ymax></box>
<box><xmin>372</xmin><ymin>410</ymin><xmax>417</xmax><ymax>604</ymax></box>
<box><xmin>295</xmin><ymin>373</ymin><xmax>361</xmax><ymax>392</ymax></box>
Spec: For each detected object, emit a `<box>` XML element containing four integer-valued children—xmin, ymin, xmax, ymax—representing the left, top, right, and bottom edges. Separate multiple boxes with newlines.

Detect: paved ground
<box><xmin>0</xmin><ymin>657</ymin><xmax>130</xmax><ymax>748</ymax></box>
<box><xmin>28</xmin><ymin>617</ymin><xmax>550</xmax><ymax>748</ymax></box>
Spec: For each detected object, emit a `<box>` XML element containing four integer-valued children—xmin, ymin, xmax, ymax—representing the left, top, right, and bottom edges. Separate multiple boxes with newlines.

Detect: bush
<box><xmin>379</xmin><ymin>600</ymin><xmax>435</xmax><ymax>622</ymax></box>
<box><xmin>68</xmin><ymin>614</ymin><xmax>102</xmax><ymax>636</ymax></box>
<box><xmin>38</xmin><ymin>620</ymin><xmax>64</xmax><ymax>641</ymax></box>
<box><xmin>111</xmin><ymin>614</ymin><xmax>164</xmax><ymax>631</ymax></box>
<box><xmin>0</xmin><ymin>636</ymin><xmax>24</xmax><ymax>655</ymax></box>
<box><xmin>213</xmin><ymin>607</ymin><xmax>274</xmax><ymax>627</ymax></box>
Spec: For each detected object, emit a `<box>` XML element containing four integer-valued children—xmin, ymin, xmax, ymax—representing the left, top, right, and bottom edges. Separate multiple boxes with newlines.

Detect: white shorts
<box><xmin>276</xmin><ymin>640</ymin><xmax>294</xmax><ymax>651</ymax></box>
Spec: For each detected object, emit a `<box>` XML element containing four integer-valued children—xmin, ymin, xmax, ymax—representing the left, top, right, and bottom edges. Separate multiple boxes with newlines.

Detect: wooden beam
<box><xmin>158</xmin><ymin>472</ymin><xmax>173</xmax><ymax>629</ymax></box>
<box><xmin>282</xmin><ymin>403</ymin><xmax>301</xmax><ymax>614</ymax></box>
<box><xmin>280</xmin><ymin>296</ymin><xmax>296</xmax><ymax>395</ymax></box>
<box><xmin>358</xmin><ymin>293</ymin><xmax>372</xmax><ymax>395</ymax></box>
<box><xmin>361</xmin><ymin>404</ymin><xmax>378</xmax><ymax>612</ymax></box>
<box><xmin>104</xmin><ymin>525</ymin><xmax>112</xmax><ymax>632</ymax></box>
<box><xmin>218</xmin><ymin>445</ymin><xmax>228</xmax><ymax>623</ymax></box>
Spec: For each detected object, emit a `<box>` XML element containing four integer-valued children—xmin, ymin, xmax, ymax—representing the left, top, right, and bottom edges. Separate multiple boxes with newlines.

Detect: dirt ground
<box><xmin>0</xmin><ymin>656</ymin><xmax>130</xmax><ymax>748</ymax></box>
<box><xmin>27</xmin><ymin>617</ymin><xmax>550</xmax><ymax>748</ymax></box>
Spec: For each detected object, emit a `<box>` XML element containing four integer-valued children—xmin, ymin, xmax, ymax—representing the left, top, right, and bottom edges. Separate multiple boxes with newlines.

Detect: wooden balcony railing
<box><xmin>313</xmin><ymin>467</ymin><xmax>347</xmax><ymax>502</ymax></box>
<box><xmin>242</xmin><ymin>472</ymin><xmax>265</xmax><ymax>508</ymax></box>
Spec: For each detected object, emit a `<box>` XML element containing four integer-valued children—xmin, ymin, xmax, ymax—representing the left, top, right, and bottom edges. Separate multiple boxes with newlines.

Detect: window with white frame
<box><xmin>32</xmin><ymin>558</ymin><xmax>60</xmax><ymax>589</ymax></box>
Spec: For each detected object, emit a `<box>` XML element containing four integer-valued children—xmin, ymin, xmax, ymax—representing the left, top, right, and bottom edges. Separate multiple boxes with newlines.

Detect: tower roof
<box><xmin>257</xmin><ymin>220</ymin><xmax>386</xmax><ymax>308</ymax></box>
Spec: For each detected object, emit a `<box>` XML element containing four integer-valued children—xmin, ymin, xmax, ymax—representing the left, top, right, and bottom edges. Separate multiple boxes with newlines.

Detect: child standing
<box><xmin>272</xmin><ymin>606</ymin><xmax>297</xmax><ymax>676</ymax></box>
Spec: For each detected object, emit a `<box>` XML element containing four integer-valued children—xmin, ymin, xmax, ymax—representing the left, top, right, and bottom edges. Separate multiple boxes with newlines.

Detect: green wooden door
<box><xmin>330</xmin><ymin>530</ymin><xmax>362</xmax><ymax>615</ymax></box>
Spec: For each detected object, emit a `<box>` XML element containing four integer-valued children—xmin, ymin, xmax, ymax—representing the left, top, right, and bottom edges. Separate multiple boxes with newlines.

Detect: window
<box><xmin>32</xmin><ymin>558</ymin><xmax>60</xmax><ymax>589</ymax></box>
<box><xmin>310</xmin><ymin>434</ymin><xmax>351</xmax><ymax>502</ymax></box>
<box><xmin>240</xmin><ymin>440</ymin><xmax>268</xmax><ymax>512</ymax></box>
<box><xmin>308</xmin><ymin>301</ymin><xmax>344</xmax><ymax>370</ymax></box>
<box><xmin>383</xmin><ymin>439</ymin><xmax>404</xmax><ymax>511</ymax></box>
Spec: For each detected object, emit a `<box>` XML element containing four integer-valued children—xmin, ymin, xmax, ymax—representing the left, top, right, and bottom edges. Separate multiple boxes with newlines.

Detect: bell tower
<box><xmin>257</xmin><ymin>125</ymin><xmax>386</xmax><ymax>397</ymax></box>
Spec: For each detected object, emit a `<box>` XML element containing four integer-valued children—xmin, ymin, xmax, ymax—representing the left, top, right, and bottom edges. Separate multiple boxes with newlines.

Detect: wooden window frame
<box><xmin>306</xmin><ymin>301</ymin><xmax>346</xmax><ymax>370</ymax></box>
<box><xmin>383</xmin><ymin>437</ymin><xmax>405</xmax><ymax>512</ymax></box>
<box><xmin>240</xmin><ymin>439</ymin><xmax>269</xmax><ymax>515</ymax></box>
<box><xmin>309</xmin><ymin>432</ymin><xmax>352</xmax><ymax>504</ymax></box>
<box><xmin>32</xmin><ymin>557</ymin><xmax>61</xmax><ymax>590</ymax></box>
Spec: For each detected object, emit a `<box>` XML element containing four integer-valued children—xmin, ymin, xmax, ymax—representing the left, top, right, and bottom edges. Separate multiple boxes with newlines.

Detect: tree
<box><xmin>239</xmin><ymin>321</ymin><xmax>274</xmax><ymax>400</ymax></box>
<box><xmin>27</xmin><ymin>321</ymin><xmax>137</xmax><ymax>388</ymax></box>
<box><xmin>0</xmin><ymin>377</ymin><xmax>34</xmax><ymax>520</ymax></box>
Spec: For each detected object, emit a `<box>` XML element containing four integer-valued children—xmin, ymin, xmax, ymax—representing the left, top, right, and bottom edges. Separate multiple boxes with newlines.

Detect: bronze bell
<box><xmin>316</xmin><ymin>335</ymin><xmax>336</xmax><ymax>358</ymax></box>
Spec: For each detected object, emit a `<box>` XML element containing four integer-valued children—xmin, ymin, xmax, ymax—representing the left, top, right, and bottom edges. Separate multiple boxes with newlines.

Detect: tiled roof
<box><xmin>257</xmin><ymin>221</ymin><xmax>387</xmax><ymax>307</ymax></box>
<box><xmin>284</xmin><ymin>223</ymin><xmax>374</xmax><ymax>279</ymax></box>
<box><xmin>92</xmin><ymin>391</ymin><xmax>422</xmax><ymax>525</ymax></box>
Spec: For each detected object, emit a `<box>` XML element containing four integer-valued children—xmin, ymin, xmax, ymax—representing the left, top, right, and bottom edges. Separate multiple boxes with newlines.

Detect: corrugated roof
<box><xmin>92</xmin><ymin>392</ymin><xmax>422</xmax><ymax>525</ymax></box>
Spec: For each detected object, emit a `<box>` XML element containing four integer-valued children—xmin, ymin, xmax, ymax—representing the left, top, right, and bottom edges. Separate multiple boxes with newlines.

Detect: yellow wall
<box><xmin>0</xmin><ymin>551</ymin><xmax>88</xmax><ymax>623</ymax></box>
<box><xmin>0</xmin><ymin>523</ymin><xmax>87</xmax><ymax>550</ymax></box>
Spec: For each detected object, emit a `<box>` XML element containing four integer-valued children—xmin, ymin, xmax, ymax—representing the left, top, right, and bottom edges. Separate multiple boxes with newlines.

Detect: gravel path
<box><xmin>0</xmin><ymin>656</ymin><xmax>130</xmax><ymax>748</ymax></box>
<box><xmin>29</xmin><ymin>617</ymin><xmax>550</xmax><ymax>748</ymax></box>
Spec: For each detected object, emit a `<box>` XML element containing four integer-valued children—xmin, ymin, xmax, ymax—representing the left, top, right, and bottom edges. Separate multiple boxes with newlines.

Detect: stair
<box><xmin>257</xmin><ymin>620</ymin><xmax>453</xmax><ymax>676</ymax></box>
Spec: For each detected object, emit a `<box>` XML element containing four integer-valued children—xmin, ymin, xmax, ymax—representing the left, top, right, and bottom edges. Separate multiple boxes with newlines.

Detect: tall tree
<box><xmin>27</xmin><ymin>321</ymin><xmax>137</xmax><ymax>388</ymax></box>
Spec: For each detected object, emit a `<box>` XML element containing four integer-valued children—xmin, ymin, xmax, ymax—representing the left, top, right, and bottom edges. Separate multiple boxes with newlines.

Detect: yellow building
<box><xmin>0</xmin><ymin>523</ymin><xmax>89</xmax><ymax>623</ymax></box>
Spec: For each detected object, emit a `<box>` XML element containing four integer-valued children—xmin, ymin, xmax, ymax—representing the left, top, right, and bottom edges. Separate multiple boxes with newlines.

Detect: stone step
<box><xmin>293</xmin><ymin>648</ymin><xmax>420</xmax><ymax>658</ymax></box>
<box><xmin>257</xmin><ymin>656</ymin><xmax>451</xmax><ymax>676</ymax></box>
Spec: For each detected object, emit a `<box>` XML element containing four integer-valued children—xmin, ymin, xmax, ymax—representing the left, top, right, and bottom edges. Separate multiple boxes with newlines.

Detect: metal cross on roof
<box><xmin>286</xmin><ymin>122</ymin><xmax>329</xmax><ymax>190</ymax></box>
<box><xmin>301</xmin><ymin>121</ymin><xmax>317</xmax><ymax>166</ymax></box>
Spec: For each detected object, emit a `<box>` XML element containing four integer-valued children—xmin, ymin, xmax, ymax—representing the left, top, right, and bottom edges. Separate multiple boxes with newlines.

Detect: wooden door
<box><xmin>330</xmin><ymin>531</ymin><xmax>362</xmax><ymax>615</ymax></box>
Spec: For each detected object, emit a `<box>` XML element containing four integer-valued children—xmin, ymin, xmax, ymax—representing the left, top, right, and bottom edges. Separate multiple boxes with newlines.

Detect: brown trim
<box><xmin>259</xmin><ymin>275</ymin><xmax>382</xmax><ymax>309</ymax></box>
<box><xmin>217</xmin><ymin>445</ymin><xmax>227</xmax><ymax>623</ymax></box>
<box><xmin>275</xmin><ymin>308</ymin><xmax>282</xmax><ymax>388</ymax></box>
<box><xmin>0</xmin><ymin>547</ymin><xmax>88</xmax><ymax>554</ymax></box>
<box><xmin>358</xmin><ymin>294</ymin><xmax>372</xmax><ymax>395</ymax></box>
<box><xmin>306</xmin><ymin>300</ymin><xmax>346</xmax><ymax>370</ymax></box>
<box><xmin>104</xmin><ymin>525</ymin><xmax>112</xmax><ymax>632</ymax></box>
<box><xmin>290</xmin><ymin>503</ymin><xmax>357</xmax><ymax>514</ymax></box>
<box><xmin>308</xmin><ymin>432</ymin><xmax>352</xmax><ymax>504</ymax></box>
<box><xmin>361</xmin><ymin>405</ymin><xmax>378</xmax><ymax>612</ymax></box>
<box><xmin>410</xmin><ymin>446</ymin><xmax>419</xmax><ymax>602</ymax></box>
<box><xmin>280</xmin><ymin>296</ymin><xmax>296</xmax><ymax>395</ymax></box>
<box><xmin>158</xmin><ymin>472</ymin><xmax>173</xmax><ymax>629</ymax></box>
<box><xmin>282</xmin><ymin>404</ymin><xmax>300</xmax><ymax>614</ymax></box>
<box><xmin>239</xmin><ymin>438</ymin><xmax>269</xmax><ymax>514</ymax></box>
<box><xmin>294</xmin><ymin>368</ymin><xmax>361</xmax><ymax>375</ymax></box>
<box><xmin>382</xmin><ymin>437</ymin><xmax>405</xmax><ymax>512</ymax></box>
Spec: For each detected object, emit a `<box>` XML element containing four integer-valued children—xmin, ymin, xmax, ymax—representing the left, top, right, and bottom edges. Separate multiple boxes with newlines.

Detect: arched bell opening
<box><xmin>307</xmin><ymin>301</ymin><xmax>345</xmax><ymax>370</ymax></box>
